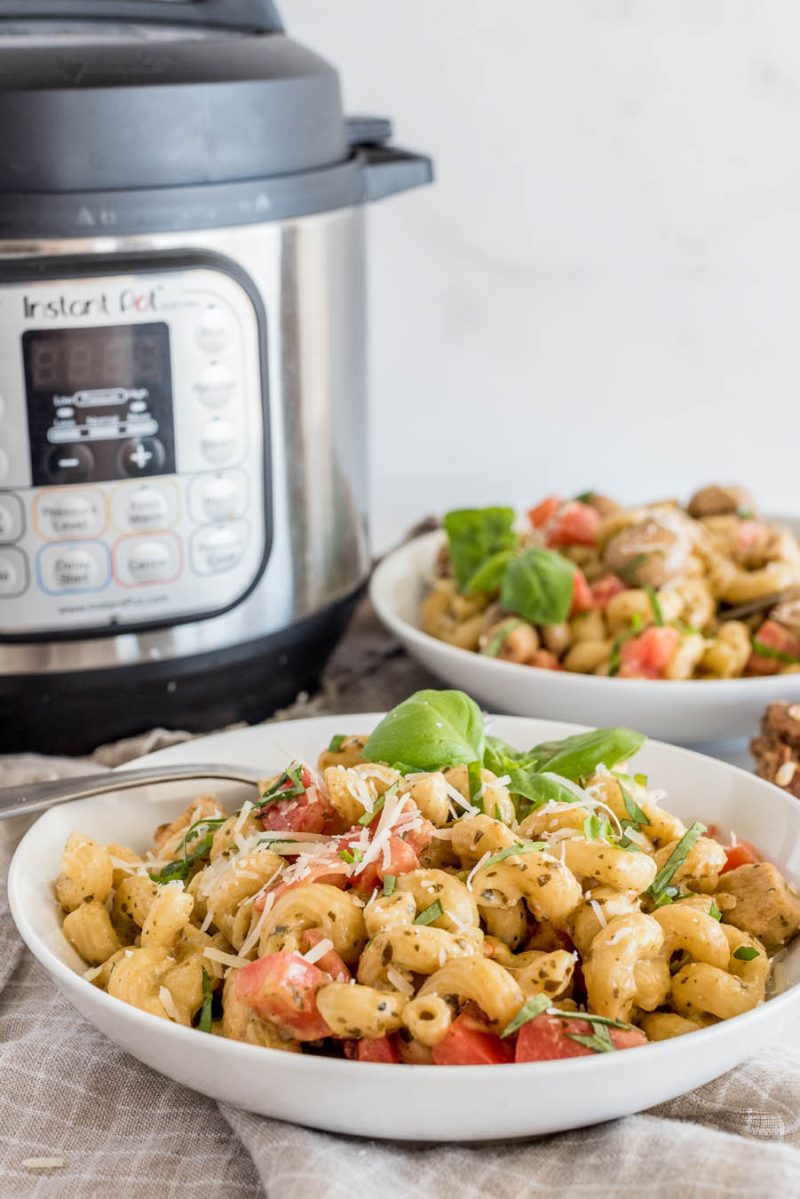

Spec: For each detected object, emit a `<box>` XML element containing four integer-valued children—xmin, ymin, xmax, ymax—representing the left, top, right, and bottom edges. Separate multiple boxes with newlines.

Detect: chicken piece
<box><xmin>601</xmin><ymin>514</ymin><xmax>692</xmax><ymax>589</ymax></box>
<box><xmin>751</xmin><ymin>701</ymin><xmax>800</xmax><ymax>797</ymax></box>
<box><xmin>716</xmin><ymin>862</ymin><xmax>800</xmax><ymax>951</ymax></box>
<box><xmin>687</xmin><ymin>485</ymin><xmax>755</xmax><ymax>520</ymax></box>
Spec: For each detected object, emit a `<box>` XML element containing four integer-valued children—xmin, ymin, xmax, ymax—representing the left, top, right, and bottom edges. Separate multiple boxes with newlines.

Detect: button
<box><xmin>0</xmin><ymin>448</ymin><xmax>9</xmax><ymax>483</ymax></box>
<box><xmin>115</xmin><ymin>534</ymin><xmax>181</xmax><ymax>586</ymax></box>
<box><xmin>196</xmin><ymin>305</ymin><xmax>234</xmax><ymax>353</ymax></box>
<box><xmin>191</xmin><ymin>520</ymin><xmax>248</xmax><ymax>575</ymax></box>
<box><xmin>118</xmin><ymin>437</ymin><xmax>166</xmax><ymax>478</ymax></box>
<box><xmin>194</xmin><ymin>362</ymin><xmax>237</xmax><ymax>410</ymax></box>
<box><xmin>35</xmin><ymin>490</ymin><xmax>105</xmax><ymax>540</ymax></box>
<box><xmin>0</xmin><ymin>494</ymin><xmax>24</xmax><ymax>543</ymax></box>
<box><xmin>189</xmin><ymin>471</ymin><xmax>248</xmax><ymax>524</ymax></box>
<box><xmin>38</xmin><ymin>542</ymin><xmax>110</xmax><ymax>594</ymax></box>
<box><xmin>112</xmin><ymin>482</ymin><xmax>178</xmax><ymax>533</ymax></box>
<box><xmin>200</xmin><ymin>419</ymin><xmax>238</xmax><ymax>465</ymax></box>
<box><xmin>0</xmin><ymin>547</ymin><xmax>27</xmax><ymax>597</ymax></box>
<box><xmin>47</xmin><ymin>444</ymin><xmax>95</xmax><ymax>485</ymax></box>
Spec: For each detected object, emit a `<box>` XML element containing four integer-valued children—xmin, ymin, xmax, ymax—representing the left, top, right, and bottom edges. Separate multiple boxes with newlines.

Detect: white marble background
<box><xmin>290</xmin><ymin>0</ymin><xmax>800</xmax><ymax>550</ymax></box>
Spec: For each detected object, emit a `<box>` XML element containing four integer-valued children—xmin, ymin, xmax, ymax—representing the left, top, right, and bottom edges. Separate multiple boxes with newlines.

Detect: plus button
<box><xmin>118</xmin><ymin>437</ymin><xmax>166</xmax><ymax>478</ymax></box>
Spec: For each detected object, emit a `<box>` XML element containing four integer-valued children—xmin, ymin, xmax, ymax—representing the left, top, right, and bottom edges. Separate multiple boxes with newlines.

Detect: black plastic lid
<box><xmin>0</xmin><ymin>1</ymin><xmax>354</xmax><ymax>193</ymax></box>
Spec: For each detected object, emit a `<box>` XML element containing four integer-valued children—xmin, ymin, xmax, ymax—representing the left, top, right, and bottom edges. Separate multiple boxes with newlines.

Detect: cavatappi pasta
<box><xmin>55</xmin><ymin>692</ymin><xmax>800</xmax><ymax>1065</ymax></box>
<box><xmin>423</xmin><ymin>486</ymin><xmax>800</xmax><ymax>681</ymax></box>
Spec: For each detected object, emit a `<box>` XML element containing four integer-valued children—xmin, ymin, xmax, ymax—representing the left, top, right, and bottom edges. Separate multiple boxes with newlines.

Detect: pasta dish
<box><xmin>54</xmin><ymin>690</ymin><xmax>800</xmax><ymax>1064</ymax></box>
<box><xmin>422</xmin><ymin>486</ymin><xmax>800</xmax><ymax>680</ymax></box>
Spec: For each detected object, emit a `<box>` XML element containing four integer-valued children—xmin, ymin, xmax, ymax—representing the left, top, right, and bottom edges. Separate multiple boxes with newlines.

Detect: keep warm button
<box><xmin>115</xmin><ymin>533</ymin><xmax>181</xmax><ymax>587</ymax></box>
<box><xmin>38</xmin><ymin>542</ymin><xmax>110</xmax><ymax>594</ymax></box>
<box><xmin>191</xmin><ymin>521</ymin><xmax>248</xmax><ymax>576</ymax></box>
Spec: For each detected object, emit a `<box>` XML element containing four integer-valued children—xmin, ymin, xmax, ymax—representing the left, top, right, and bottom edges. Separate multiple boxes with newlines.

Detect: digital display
<box><xmin>24</xmin><ymin>323</ymin><xmax>176</xmax><ymax>486</ymax></box>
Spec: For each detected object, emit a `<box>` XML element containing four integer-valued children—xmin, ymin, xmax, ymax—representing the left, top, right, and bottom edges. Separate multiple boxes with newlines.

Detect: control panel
<box><xmin>0</xmin><ymin>262</ymin><xmax>268</xmax><ymax>636</ymax></box>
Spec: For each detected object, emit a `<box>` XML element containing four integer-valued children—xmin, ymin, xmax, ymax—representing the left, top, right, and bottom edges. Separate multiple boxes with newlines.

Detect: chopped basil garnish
<box><xmin>565</xmin><ymin>1026</ymin><xmax>616</xmax><ymax>1054</ymax></box>
<box><xmin>257</xmin><ymin>765</ymin><xmax>306</xmax><ymax>808</ymax></box>
<box><xmin>500</xmin><ymin>547</ymin><xmax>577</xmax><ymax>626</ymax></box>
<box><xmin>494</xmin><ymin>803</ymin><xmax>503</xmax><ymax>822</ymax></box>
<box><xmin>575</xmin><ymin>491</ymin><xmax>597</xmax><ymax>504</ymax></box>
<box><xmin>620</xmin><ymin>782</ymin><xmax>648</xmax><ymax>830</ymax></box>
<box><xmin>149</xmin><ymin>817</ymin><xmax>226</xmax><ymax>885</ymax></box>
<box><xmin>500</xmin><ymin>993</ymin><xmax>551</xmax><ymax>1037</ymax></box>
<box><xmin>482</xmin><ymin>619</ymin><xmax>524</xmax><ymax>659</ymax></box>
<box><xmin>634</xmin><ymin>772</ymin><xmax>648</xmax><ymax>787</ymax></box>
<box><xmin>645</xmin><ymin>586</ymin><xmax>664</xmax><ymax>626</ymax></box>
<box><xmin>382</xmin><ymin>874</ymin><xmax>397</xmax><ymax>897</ymax></box>
<box><xmin>583</xmin><ymin>812</ymin><xmax>611</xmax><ymax>842</ymax></box>
<box><xmin>648</xmin><ymin>821</ymin><xmax>707</xmax><ymax>901</ymax></box>
<box><xmin>198</xmin><ymin>968</ymin><xmax>213</xmax><ymax>1034</ymax></box>
<box><xmin>479</xmin><ymin>841</ymin><xmax>546</xmax><ymax>872</ymax></box>
<box><xmin>414</xmin><ymin>899</ymin><xmax>444</xmax><ymax>926</ymax></box>
<box><xmin>327</xmin><ymin>734</ymin><xmax>346</xmax><ymax>753</ymax></box>
<box><xmin>733</xmin><ymin>945</ymin><xmax>760</xmax><ymax>961</ymax></box>
<box><xmin>709</xmin><ymin>900</ymin><xmax>722</xmax><ymax>921</ymax></box>
<box><xmin>752</xmin><ymin>639</ymin><xmax>800</xmax><ymax>666</ymax></box>
<box><xmin>551</xmin><ymin>1009</ymin><xmax>632</xmax><ymax>1031</ymax></box>
<box><xmin>358</xmin><ymin>785</ymin><xmax>396</xmax><ymax>827</ymax></box>
<box><xmin>339</xmin><ymin>847</ymin><xmax>363</xmax><ymax>865</ymax></box>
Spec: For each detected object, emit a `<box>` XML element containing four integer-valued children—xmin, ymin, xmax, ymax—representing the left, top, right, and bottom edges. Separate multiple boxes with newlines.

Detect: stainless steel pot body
<box><xmin>0</xmin><ymin>206</ymin><xmax>370</xmax><ymax>680</ymax></box>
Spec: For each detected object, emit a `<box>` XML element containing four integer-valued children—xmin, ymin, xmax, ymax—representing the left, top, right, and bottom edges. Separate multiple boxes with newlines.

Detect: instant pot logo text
<box><xmin>23</xmin><ymin>287</ymin><xmax>161</xmax><ymax>320</ymax></box>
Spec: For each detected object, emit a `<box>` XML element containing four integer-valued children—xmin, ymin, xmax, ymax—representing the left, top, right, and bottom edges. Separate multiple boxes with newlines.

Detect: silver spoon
<box><xmin>0</xmin><ymin>763</ymin><xmax>264</xmax><ymax>821</ymax></box>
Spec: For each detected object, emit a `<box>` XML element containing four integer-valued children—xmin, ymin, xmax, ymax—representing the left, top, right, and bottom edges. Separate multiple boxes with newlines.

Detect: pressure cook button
<box><xmin>38</xmin><ymin>543</ymin><xmax>109</xmax><ymax>594</ymax></box>
<box><xmin>0</xmin><ymin>494</ymin><xmax>24</xmax><ymax>543</ymax></box>
<box><xmin>200</xmin><ymin>419</ymin><xmax>238</xmax><ymax>465</ymax></box>
<box><xmin>195</xmin><ymin>362</ymin><xmax>237</xmax><ymax>409</ymax></box>
<box><xmin>118</xmin><ymin>437</ymin><xmax>166</xmax><ymax>478</ymax></box>
<box><xmin>0</xmin><ymin>548</ymin><xmax>26</xmax><ymax>597</ymax></box>
<box><xmin>191</xmin><ymin>521</ymin><xmax>248</xmax><ymax>575</ymax></box>
<box><xmin>115</xmin><ymin>534</ymin><xmax>180</xmax><ymax>585</ymax></box>
<box><xmin>47</xmin><ymin>444</ymin><xmax>94</xmax><ymax>485</ymax></box>
<box><xmin>189</xmin><ymin>471</ymin><xmax>247</xmax><ymax>523</ymax></box>
<box><xmin>196</xmin><ymin>305</ymin><xmax>234</xmax><ymax>353</ymax></box>
<box><xmin>35</xmin><ymin>490</ymin><xmax>105</xmax><ymax>540</ymax></box>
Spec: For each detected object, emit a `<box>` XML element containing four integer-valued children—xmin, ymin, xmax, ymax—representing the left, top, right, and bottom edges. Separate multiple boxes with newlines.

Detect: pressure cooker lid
<box><xmin>0</xmin><ymin>0</ymin><xmax>351</xmax><ymax>193</ymax></box>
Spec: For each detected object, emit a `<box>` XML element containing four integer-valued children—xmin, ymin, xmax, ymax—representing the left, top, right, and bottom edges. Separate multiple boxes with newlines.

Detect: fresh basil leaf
<box><xmin>363</xmin><ymin>689</ymin><xmax>485</xmax><ymax>772</ymax></box>
<box><xmin>583</xmin><ymin>812</ymin><xmax>611</xmax><ymax>841</ymax></box>
<box><xmin>467</xmin><ymin>760</ymin><xmax>484</xmax><ymax>808</ymax></box>
<box><xmin>257</xmin><ymin>765</ymin><xmax>306</xmax><ymax>807</ymax></box>
<box><xmin>648</xmin><ymin>821</ymin><xmax>707</xmax><ymax>900</ymax></box>
<box><xmin>565</xmin><ymin>1027</ymin><xmax>616</xmax><ymax>1054</ymax></box>
<box><xmin>443</xmin><ymin>507</ymin><xmax>516</xmax><ymax>593</ymax></box>
<box><xmin>619</xmin><ymin>782</ymin><xmax>648</xmax><ymax>829</ymax></box>
<box><xmin>530</xmin><ymin>727</ymin><xmax>646</xmax><ymax>781</ymax></box>
<box><xmin>500</xmin><ymin>993</ymin><xmax>550</xmax><ymax>1037</ymax></box>
<box><xmin>198</xmin><ymin>969</ymin><xmax>213</xmax><ymax>1034</ymax></box>
<box><xmin>478</xmin><ymin>840</ymin><xmax>546</xmax><ymax>872</ymax></box>
<box><xmin>466</xmin><ymin>549</ymin><xmax>516</xmax><ymax>595</ymax></box>
<box><xmin>500</xmin><ymin>547</ymin><xmax>577</xmax><ymax>626</ymax></box>
<box><xmin>415</xmin><ymin>899</ymin><xmax>444</xmax><ymax>926</ymax></box>
<box><xmin>733</xmin><ymin>945</ymin><xmax>760</xmax><ymax>961</ymax></box>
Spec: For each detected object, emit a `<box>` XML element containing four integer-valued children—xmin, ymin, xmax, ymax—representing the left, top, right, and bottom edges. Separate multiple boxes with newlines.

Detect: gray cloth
<box><xmin>2</xmin><ymin>602</ymin><xmax>800</xmax><ymax>1198</ymax></box>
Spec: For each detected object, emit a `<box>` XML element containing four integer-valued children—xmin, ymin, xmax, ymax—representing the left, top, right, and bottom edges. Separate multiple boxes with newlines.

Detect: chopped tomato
<box><xmin>617</xmin><ymin>626</ymin><xmax>680</xmax><ymax>679</ymax></box>
<box><xmin>735</xmin><ymin>520</ymin><xmax>768</xmax><ymax>556</ymax></box>
<box><xmin>353</xmin><ymin>833</ymin><xmax>421</xmax><ymax>894</ymax></box>
<box><xmin>570</xmin><ymin>569</ymin><xmax>594</xmax><ymax>615</ymax></box>
<box><xmin>356</xmin><ymin>1035</ymin><xmax>401</xmax><ymax>1064</ymax></box>
<box><xmin>529</xmin><ymin>649</ymin><xmax>563</xmax><ymax>671</ymax></box>
<box><xmin>431</xmin><ymin>1006</ymin><xmax>513</xmax><ymax>1066</ymax></box>
<box><xmin>301</xmin><ymin>928</ymin><xmax>351</xmax><ymax>982</ymax></box>
<box><xmin>591</xmin><ymin>574</ymin><xmax>627</xmax><ymax>609</ymax></box>
<box><xmin>529</xmin><ymin>496</ymin><xmax>561</xmax><ymax>528</ymax></box>
<box><xmin>720</xmin><ymin>842</ymin><xmax>760</xmax><ymax>874</ymax></box>
<box><xmin>258</xmin><ymin>765</ymin><xmax>342</xmax><ymax>836</ymax></box>
<box><xmin>235</xmin><ymin>951</ymin><xmax>331</xmax><ymax>1041</ymax></box>
<box><xmin>746</xmin><ymin>620</ymin><xmax>800</xmax><ymax>677</ymax></box>
<box><xmin>515</xmin><ymin>1013</ymin><xmax>647</xmax><ymax>1062</ymax></box>
<box><xmin>254</xmin><ymin>856</ymin><xmax>349</xmax><ymax>911</ymax></box>
<box><xmin>545</xmin><ymin>501</ymin><xmax>601</xmax><ymax>548</ymax></box>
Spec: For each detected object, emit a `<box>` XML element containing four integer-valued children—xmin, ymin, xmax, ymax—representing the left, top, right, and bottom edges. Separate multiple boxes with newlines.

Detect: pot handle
<box><xmin>348</xmin><ymin>117</ymin><xmax>434</xmax><ymax>202</ymax></box>
<box><xmin>0</xmin><ymin>0</ymin><xmax>284</xmax><ymax>33</ymax></box>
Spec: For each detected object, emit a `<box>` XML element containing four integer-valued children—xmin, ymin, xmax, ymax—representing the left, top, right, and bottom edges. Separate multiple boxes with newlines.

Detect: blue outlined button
<box><xmin>37</xmin><ymin>540</ymin><xmax>111</xmax><ymax>595</ymax></box>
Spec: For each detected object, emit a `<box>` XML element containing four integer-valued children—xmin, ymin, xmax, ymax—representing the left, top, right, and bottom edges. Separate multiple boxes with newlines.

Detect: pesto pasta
<box><xmin>55</xmin><ymin>689</ymin><xmax>800</xmax><ymax>1065</ymax></box>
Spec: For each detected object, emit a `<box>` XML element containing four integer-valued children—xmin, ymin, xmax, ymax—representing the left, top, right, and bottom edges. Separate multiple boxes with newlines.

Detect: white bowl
<box><xmin>9</xmin><ymin>714</ymin><xmax>800</xmax><ymax>1141</ymax></box>
<box><xmin>371</xmin><ymin>530</ymin><xmax>800</xmax><ymax>744</ymax></box>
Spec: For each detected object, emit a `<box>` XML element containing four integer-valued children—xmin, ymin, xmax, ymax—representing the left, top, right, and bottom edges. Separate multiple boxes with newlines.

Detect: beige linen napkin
<box><xmin>3</xmin><ymin>603</ymin><xmax>800</xmax><ymax>1197</ymax></box>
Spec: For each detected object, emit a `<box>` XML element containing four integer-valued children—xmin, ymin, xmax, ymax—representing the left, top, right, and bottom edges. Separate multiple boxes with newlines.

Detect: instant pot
<box><xmin>0</xmin><ymin>0</ymin><xmax>432</xmax><ymax>753</ymax></box>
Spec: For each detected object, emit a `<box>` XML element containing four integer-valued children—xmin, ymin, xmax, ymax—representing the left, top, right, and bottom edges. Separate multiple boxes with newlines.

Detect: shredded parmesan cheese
<box><xmin>589</xmin><ymin>899</ymin><xmax>607</xmax><ymax>928</ymax></box>
<box><xmin>204</xmin><ymin>947</ymin><xmax>247</xmax><ymax>969</ymax></box>
<box><xmin>466</xmin><ymin>850</ymin><xmax>491</xmax><ymax>893</ymax></box>
<box><xmin>302</xmin><ymin>938</ymin><xmax>334</xmax><ymax>965</ymax></box>
<box><xmin>159</xmin><ymin>986</ymin><xmax>180</xmax><ymax>1022</ymax></box>
<box><xmin>386</xmin><ymin>967</ymin><xmax>414</xmax><ymax>996</ymax></box>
